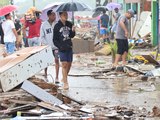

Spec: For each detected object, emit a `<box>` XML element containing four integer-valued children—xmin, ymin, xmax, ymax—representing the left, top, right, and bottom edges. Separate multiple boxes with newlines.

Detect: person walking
<box><xmin>23</xmin><ymin>12</ymin><xmax>42</xmax><ymax>47</ymax></box>
<box><xmin>111</xmin><ymin>8</ymin><xmax>121</xmax><ymax>39</ymax></box>
<box><xmin>2</xmin><ymin>13</ymin><xmax>18</xmax><ymax>54</ymax></box>
<box><xmin>0</xmin><ymin>22</ymin><xmax>4</xmax><ymax>44</ymax></box>
<box><xmin>53</xmin><ymin>11</ymin><xmax>75</xmax><ymax>90</ymax></box>
<box><xmin>100</xmin><ymin>10</ymin><xmax>110</xmax><ymax>43</ymax></box>
<box><xmin>40</xmin><ymin>10</ymin><xmax>60</xmax><ymax>84</ymax></box>
<box><xmin>15</xmin><ymin>19</ymin><xmax>22</xmax><ymax>50</ymax></box>
<box><xmin>113</xmin><ymin>9</ymin><xmax>135</xmax><ymax>67</ymax></box>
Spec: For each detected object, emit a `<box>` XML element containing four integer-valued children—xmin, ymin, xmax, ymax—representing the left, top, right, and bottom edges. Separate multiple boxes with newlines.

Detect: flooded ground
<box><xmin>36</xmin><ymin>50</ymin><xmax>160</xmax><ymax>119</ymax></box>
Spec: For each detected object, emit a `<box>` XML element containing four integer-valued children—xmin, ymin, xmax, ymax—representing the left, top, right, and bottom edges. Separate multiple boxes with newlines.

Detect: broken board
<box><xmin>142</xmin><ymin>55</ymin><xmax>159</xmax><ymax>65</ymax></box>
<box><xmin>132</xmin><ymin>11</ymin><xmax>151</xmax><ymax>39</ymax></box>
<box><xmin>125</xmin><ymin>65</ymin><xmax>145</xmax><ymax>74</ymax></box>
<box><xmin>138</xmin><ymin>12</ymin><xmax>151</xmax><ymax>38</ymax></box>
<box><xmin>21</xmin><ymin>80</ymin><xmax>62</xmax><ymax>105</ymax></box>
<box><xmin>0</xmin><ymin>46</ymin><xmax>54</xmax><ymax>92</ymax></box>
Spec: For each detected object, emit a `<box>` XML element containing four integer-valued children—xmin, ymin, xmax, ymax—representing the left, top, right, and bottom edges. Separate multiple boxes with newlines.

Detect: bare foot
<box><xmin>63</xmin><ymin>83</ymin><xmax>69</xmax><ymax>90</ymax></box>
<box><xmin>122</xmin><ymin>62</ymin><xmax>127</xmax><ymax>66</ymax></box>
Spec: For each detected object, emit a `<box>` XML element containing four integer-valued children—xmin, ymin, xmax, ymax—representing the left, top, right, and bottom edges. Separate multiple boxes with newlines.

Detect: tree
<box><xmin>0</xmin><ymin>0</ymin><xmax>10</xmax><ymax>7</ymax></box>
<box><xmin>103</xmin><ymin>0</ymin><xmax>108</xmax><ymax>6</ymax></box>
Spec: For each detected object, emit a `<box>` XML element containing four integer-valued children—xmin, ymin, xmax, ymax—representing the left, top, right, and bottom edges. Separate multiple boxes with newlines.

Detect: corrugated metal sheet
<box><xmin>125</xmin><ymin>0</ymin><xmax>140</xmax><ymax>3</ymax></box>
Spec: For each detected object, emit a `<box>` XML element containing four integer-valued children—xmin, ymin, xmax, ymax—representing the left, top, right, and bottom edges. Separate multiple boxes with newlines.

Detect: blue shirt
<box><xmin>100</xmin><ymin>14</ymin><xmax>109</xmax><ymax>28</ymax></box>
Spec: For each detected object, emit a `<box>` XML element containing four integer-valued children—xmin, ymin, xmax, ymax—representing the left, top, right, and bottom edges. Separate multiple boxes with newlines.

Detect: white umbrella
<box><xmin>40</xmin><ymin>2</ymin><xmax>63</xmax><ymax>21</ymax></box>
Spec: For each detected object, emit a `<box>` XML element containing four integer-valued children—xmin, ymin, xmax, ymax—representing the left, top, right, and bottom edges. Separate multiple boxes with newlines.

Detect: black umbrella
<box><xmin>92</xmin><ymin>11</ymin><xmax>101</xmax><ymax>18</ymax></box>
<box><xmin>55</xmin><ymin>1</ymin><xmax>91</xmax><ymax>24</ymax></box>
<box><xmin>55</xmin><ymin>1</ymin><xmax>91</xmax><ymax>12</ymax></box>
<box><xmin>94</xmin><ymin>6</ymin><xmax>108</xmax><ymax>12</ymax></box>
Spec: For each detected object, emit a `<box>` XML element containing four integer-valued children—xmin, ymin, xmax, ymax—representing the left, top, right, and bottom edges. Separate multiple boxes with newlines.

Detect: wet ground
<box><xmin>36</xmin><ymin>50</ymin><xmax>160</xmax><ymax>119</ymax></box>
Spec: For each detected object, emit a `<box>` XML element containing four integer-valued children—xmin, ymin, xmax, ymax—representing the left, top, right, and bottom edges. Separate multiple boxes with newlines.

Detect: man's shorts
<box><xmin>59</xmin><ymin>49</ymin><xmax>73</xmax><ymax>62</ymax></box>
<box><xmin>116</xmin><ymin>39</ymin><xmax>129</xmax><ymax>55</ymax></box>
<box><xmin>5</xmin><ymin>42</ymin><xmax>15</xmax><ymax>54</ymax></box>
<box><xmin>52</xmin><ymin>49</ymin><xmax>59</xmax><ymax>59</ymax></box>
<box><xmin>16</xmin><ymin>35</ymin><xmax>22</xmax><ymax>44</ymax></box>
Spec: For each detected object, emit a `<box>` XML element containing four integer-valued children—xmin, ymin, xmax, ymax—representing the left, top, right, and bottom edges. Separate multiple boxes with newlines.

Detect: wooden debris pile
<box><xmin>0</xmin><ymin>77</ymin><xmax>93</xmax><ymax>119</ymax></box>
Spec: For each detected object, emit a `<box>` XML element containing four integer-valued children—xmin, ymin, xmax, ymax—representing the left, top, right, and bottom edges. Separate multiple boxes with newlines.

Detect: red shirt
<box><xmin>25</xmin><ymin>18</ymin><xmax>42</xmax><ymax>38</ymax></box>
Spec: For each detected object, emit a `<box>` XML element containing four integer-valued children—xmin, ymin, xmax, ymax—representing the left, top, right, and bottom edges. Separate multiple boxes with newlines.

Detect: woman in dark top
<box><xmin>53</xmin><ymin>11</ymin><xmax>75</xmax><ymax>90</ymax></box>
<box><xmin>0</xmin><ymin>23</ymin><xmax>4</xmax><ymax>44</ymax></box>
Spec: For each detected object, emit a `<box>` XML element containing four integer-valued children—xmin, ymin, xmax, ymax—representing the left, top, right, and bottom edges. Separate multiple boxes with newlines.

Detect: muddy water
<box><xmin>39</xmin><ymin>65</ymin><xmax>160</xmax><ymax>112</ymax></box>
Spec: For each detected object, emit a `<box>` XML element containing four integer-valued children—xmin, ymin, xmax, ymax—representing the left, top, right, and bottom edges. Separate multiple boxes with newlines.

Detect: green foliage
<box><xmin>0</xmin><ymin>0</ymin><xmax>10</xmax><ymax>7</ymax></box>
<box><xmin>109</xmin><ymin>40</ymin><xmax>134</xmax><ymax>61</ymax></box>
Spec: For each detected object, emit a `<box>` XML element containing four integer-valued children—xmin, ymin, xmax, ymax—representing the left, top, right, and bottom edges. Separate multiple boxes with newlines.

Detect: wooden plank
<box><xmin>10</xmin><ymin>116</ymin><xmax>82</xmax><ymax>119</ymax></box>
<box><xmin>21</xmin><ymin>80</ymin><xmax>63</xmax><ymax>105</ymax></box>
<box><xmin>8</xmin><ymin>99</ymin><xmax>35</xmax><ymax>105</ymax></box>
<box><xmin>142</xmin><ymin>55</ymin><xmax>159</xmax><ymax>65</ymax></box>
<box><xmin>62</xmin><ymin>94</ymin><xmax>84</xmax><ymax>105</ymax></box>
<box><xmin>38</xmin><ymin>102</ymin><xmax>65</xmax><ymax>113</ymax></box>
<box><xmin>0</xmin><ymin>103</ymin><xmax>37</xmax><ymax>114</ymax></box>
<box><xmin>125</xmin><ymin>65</ymin><xmax>145</xmax><ymax>74</ymax></box>
<box><xmin>0</xmin><ymin>90</ymin><xmax>31</xmax><ymax>101</ymax></box>
<box><xmin>0</xmin><ymin>46</ymin><xmax>54</xmax><ymax>92</ymax></box>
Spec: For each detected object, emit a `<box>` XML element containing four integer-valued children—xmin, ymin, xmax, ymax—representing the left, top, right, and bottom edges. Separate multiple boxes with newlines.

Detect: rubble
<box><xmin>0</xmin><ymin>46</ymin><xmax>54</xmax><ymax>92</ymax></box>
<box><xmin>132</xmin><ymin>11</ymin><xmax>151</xmax><ymax>39</ymax></box>
<box><xmin>1</xmin><ymin>44</ymin><xmax>160</xmax><ymax>119</ymax></box>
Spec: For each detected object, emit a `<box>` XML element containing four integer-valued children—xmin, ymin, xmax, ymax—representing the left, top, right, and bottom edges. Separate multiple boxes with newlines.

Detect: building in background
<box><xmin>0</xmin><ymin>0</ymin><xmax>10</xmax><ymax>7</ymax></box>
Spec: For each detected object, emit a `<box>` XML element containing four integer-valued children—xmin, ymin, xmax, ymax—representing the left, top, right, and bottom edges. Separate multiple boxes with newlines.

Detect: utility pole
<box><xmin>33</xmin><ymin>0</ymin><xmax>35</xmax><ymax>7</ymax></box>
<box><xmin>10</xmin><ymin>0</ymin><xmax>13</xmax><ymax>5</ymax></box>
<box><xmin>96</xmin><ymin>0</ymin><xmax>101</xmax><ymax>7</ymax></box>
<box><xmin>10</xmin><ymin>0</ymin><xmax>15</xmax><ymax>19</ymax></box>
<box><xmin>151</xmin><ymin>0</ymin><xmax>158</xmax><ymax>46</ymax></box>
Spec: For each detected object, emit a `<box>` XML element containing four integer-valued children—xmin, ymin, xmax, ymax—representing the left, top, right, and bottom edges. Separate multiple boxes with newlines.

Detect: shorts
<box><xmin>100</xmin><ymin>29</ymin><xmax>107</xmax><ymax>35</ymax></box>
<box><xmin>116</xmin><ymin>39</ymin><xmax>129</xmax><ymax>55</ymax></box>
<box><xmin>52</xmin><ymin>49</ymin><xmax>59</xmax><ymax>59</ymax></box>
<box><xmin>5</xmin><ymin>42</ymin><xmax>15</xmax><ymax>54</ymax></box>
<box><xmin>28</xmin><ymin>37</ymin><xmax>40</xmax><ymax>47</ymax></box>
<box><xmin>16</xmin><ymin>35</ymin><xmax>22</xmax><ymax>44</ymax></box>
<box><xmin>59</xmin><ymin>49</ymin><xmax>73</xmax><ymax>62</ymax></box>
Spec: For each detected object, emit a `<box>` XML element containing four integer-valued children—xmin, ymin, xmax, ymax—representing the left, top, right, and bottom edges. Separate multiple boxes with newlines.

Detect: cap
<box><xmin>127</xmin><ymin>9</ymin><xmax>135</xmax><ymax>17</ymax></box>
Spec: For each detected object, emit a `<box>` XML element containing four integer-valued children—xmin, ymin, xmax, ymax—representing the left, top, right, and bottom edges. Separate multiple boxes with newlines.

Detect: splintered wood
<box><xmin>0</xmin><ymin>77</ymin><xmax>88</xmax><ymax>119</ymax></box>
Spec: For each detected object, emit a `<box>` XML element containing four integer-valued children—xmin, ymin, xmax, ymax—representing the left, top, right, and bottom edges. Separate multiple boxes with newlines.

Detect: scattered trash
<box><xmin>152</xmin><ymin>106</ymin><xmax>160</xmax><ymax>117</ymax></box>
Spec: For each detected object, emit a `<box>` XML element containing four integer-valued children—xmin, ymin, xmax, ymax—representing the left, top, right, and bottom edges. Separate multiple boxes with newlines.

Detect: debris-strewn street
<box><xmin>0</xmin><ymin>46</ymin><xmax>160</xmax><ymax>119</ymax></box>
<box><xmin>0</xmin><ymin>0</ymin><xmax>160</xmax><ymax>119</ymax></box>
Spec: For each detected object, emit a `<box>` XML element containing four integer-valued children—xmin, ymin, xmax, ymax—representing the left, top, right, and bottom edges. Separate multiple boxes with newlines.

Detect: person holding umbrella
<box><xmin>111</xmin><ymin>8</ymin><xmax>121</xmax><ymax>39</ymax></box>
<box><xmin>53</xmin><ymin>11</ymin><xmax>75</xmax><ymax>90</ymax></box>
<box><xmin>2</xmin><ymin>13</ymin><xmax>18</xmax><ymax>54</ymax></box>
<box><xmin>40</xmin><ymin>10</ymin><xmax>60</xmax><ymax>84</ymax></box>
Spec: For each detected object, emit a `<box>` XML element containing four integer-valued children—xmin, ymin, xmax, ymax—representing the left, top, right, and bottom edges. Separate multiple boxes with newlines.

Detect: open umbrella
<box><xmin>92</xmin><ymin>11</ymin><xmax>101</xmax><ymax>18</ymax></box>
<box><xmin>0</xmin><ymin>5</ymin><xmax>18</xmax><ymax>17</ymax></box>
<box><xmin>55</xmin><ymin>1</ymin><xmax>91</xmax><ymax>24</ymax></box>
<box><xmin>94</xmin><ymin>6</ymin><xmax>108</xmax><ymax>12</ymax></box>
<box><xmin>106</xmin><ymin>2</ymin><xmax>121</xmax><ymax>11</ymax></box>
<box><xmin>40</xmin><ymin>2</ymin><xmax>63</xmax><ymax>21</ymax></box>
<box><xmin>55</xmin><ymin>1</ymin><xmax>91</xmax><ymax>12</ymax></box>
<box><xmin>92</xmin><ymin>6</ymin><xmax>108</xmax><ymax>18</ymax></box>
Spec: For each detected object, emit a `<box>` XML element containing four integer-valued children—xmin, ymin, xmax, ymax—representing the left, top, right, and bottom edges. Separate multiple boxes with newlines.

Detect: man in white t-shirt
<box><xmin>40</xmin><ymin>10</ymin><xmax>60</xmax><ymax>84</ymax></box>
<box><xmin>2</xmin><ymin>13</ymin><xmax>18</xmax><ymax>54</ymax></box>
